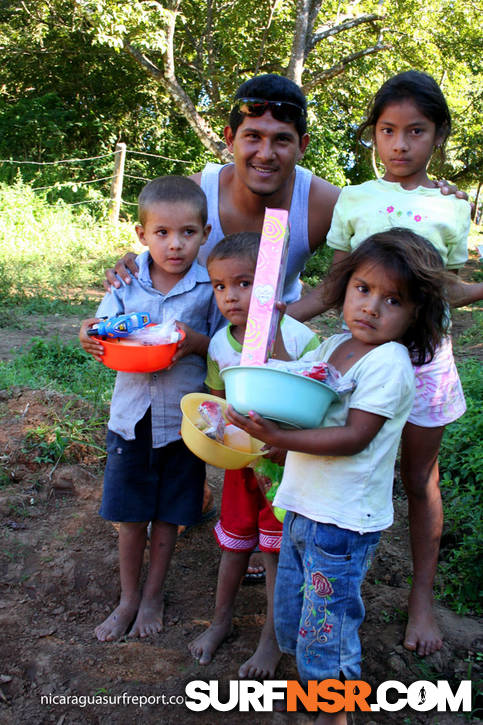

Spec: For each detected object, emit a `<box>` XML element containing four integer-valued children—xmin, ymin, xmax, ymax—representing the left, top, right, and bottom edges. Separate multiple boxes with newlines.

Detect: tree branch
<box><xmin>287</xmin><ymin>0</ymin><xmax>311</xmax><ymax>85</ymax></box>
<box><xmin>205</xmin><ymin>0</ymin><xmax>220</xmax><ymax>104</ymax></box>
<box><xmin>121</xmin><ymin>0</ymin><xmax>231</xmax><ymax>162</ymax></box>
<box><xmin>124</xmin><ymin>44</ymin><xmax>231</xmax><ymax>162</ymax></box>
<box><xmin>309</xmin><ymin>13</ymin><xmax>384</xmax><ymax>51</ymax></box>
<box><xmin>255</xmin><ymin>0</ymin><xmax>280</xmax><ymax>76</ymax></box>
<box><xmin>302</xmin><ymin>42</ymin><xmax>389</xmax><ymax>92</ymax></box>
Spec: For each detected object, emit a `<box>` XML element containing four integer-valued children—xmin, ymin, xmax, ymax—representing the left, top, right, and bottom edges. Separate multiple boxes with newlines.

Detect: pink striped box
<box><xmin>240</xmin><ymin>208</ymin><xmax>290</xmax><ymax>365</ymax></box>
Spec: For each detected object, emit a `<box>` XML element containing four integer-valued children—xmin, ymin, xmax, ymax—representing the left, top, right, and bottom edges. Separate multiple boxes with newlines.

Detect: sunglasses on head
<box><xmin>232</xmin><ymin>97</ymin><xmax>306</xmax><ymax>123</ymax></box>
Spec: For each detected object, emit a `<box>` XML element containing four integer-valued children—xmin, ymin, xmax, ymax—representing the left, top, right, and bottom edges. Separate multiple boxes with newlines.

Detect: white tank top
<box><xmin>199</xmin><ymin>162</ymin><xmax>312</xmax><ymax>303</ymax></box>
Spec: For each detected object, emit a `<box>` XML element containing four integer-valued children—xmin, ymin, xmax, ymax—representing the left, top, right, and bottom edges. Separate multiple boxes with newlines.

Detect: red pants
<box><xmin>214</xmin><ymin>468</ymin><xmax>283</xmax><ymax>552</ymax></box>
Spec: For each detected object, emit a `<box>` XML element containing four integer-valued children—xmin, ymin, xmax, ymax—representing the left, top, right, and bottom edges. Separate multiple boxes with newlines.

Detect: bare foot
<box><xmin>128</xmin><ymin>596</ymin><xmax>164</xmax><ymax>638</ymax></box>
<box><xmin>189</xmin><ymin>621</ymin><xmax>231</xmax><ymax>665</ymax></box>
<box><xmin>95</xmin><ymin>597</ymin><xmax>139</xmax><ymax>642</ymax></box>
<box><xmin>244</xmin><ymin>551</ymin><xmax>266</xmax><ymax>583</ymax></box>
<box><xmin>404</xmin><ymin>590</ymin><xmax>443</xmax><ymax>656</ymax></box>
<box><xmin>247</xmin><ymin>551</ymin><xmax>264</xmax><ymax>573</ymax></box>
<box><xmin>238</xmin><ymin>630</ymin><xmax>281</xmax><ymax>679</ymax></box>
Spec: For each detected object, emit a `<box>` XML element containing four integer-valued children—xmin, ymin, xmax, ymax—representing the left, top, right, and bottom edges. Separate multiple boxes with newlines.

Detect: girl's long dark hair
<box><xmin>357</xmin><ymin>70</ymin><xmax>452</xmax><ymax>160</ymax></box>
<box><xmin>323</xmin><ymin>229</ymin><xmax>451</xmax><ymax>365</ymax></box>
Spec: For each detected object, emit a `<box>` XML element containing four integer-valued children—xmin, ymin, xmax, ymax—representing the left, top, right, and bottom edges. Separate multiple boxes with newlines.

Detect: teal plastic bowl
<box><xmin>220</xmin><ymin>365</ymin><xmax>339</xmax><ymax>429</ymax></box>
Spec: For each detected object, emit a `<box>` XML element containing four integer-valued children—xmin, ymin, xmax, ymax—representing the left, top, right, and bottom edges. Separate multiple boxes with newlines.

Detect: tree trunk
<box><xmin>286</xmin><ymin>0</ymin><xmax>312</xmax><ymax>85</ymax></box>
<box><xmin>123</xmin><ymin>44</ymin><xmax>231</xmax><ymax>163</ymax></box>
<box><xmin>474</xmin><ymin>181</ymin><xmax>481</xmax><ymax>224</ymax></box>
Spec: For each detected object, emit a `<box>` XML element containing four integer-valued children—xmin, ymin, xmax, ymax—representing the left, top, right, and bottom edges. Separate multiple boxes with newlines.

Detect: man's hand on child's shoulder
<box><xmin>168</xmin><ymin>321</ymin><xmax>210</xmax><ymax>366</ymax></box>
<box><xmin>103</xmin><ymin>252</ymin><xmax>139</xmax><ymax>292</ymax></box>
<box><xmin>79</xmin><ymin>318</ymin><xmax>104</xmax><ymax>362</ymax></box>
<box><xmin>434</xmin><ymin>179</ymin><xmax>469</xmax><ymax>201</ymax></box>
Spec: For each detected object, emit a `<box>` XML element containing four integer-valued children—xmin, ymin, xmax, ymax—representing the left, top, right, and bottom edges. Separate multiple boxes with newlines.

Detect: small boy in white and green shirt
<box><xmin>206</xmin><ymin>313</ymin><xmax>319</xmax><ymax>393</ymax></box>
<box><xmin>189</xmin><ymin>231</ymin><xmax>318</xmax><ymax>679</ymax></box>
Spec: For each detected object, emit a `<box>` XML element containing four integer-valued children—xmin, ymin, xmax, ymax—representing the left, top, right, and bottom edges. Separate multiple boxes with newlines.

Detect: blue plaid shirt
<box><xmin>97</xmin><ymin>251</ymin><xmax>225</xmax><ymax>447</ymax></box>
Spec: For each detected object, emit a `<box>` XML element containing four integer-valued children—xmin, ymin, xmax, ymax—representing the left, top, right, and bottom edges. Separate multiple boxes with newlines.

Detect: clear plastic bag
<box><xmin>122</xmin><ymin>319</ymin><xmax>181</xmax><ymax>346</ymax></box>
<box><xmin>265</xmin><ymin>358</ymin><xmax>355</xmax><ymax>395</ymax></box>
<box><xmin>197</xmin><ymin>400</ymin><xmax>225</xmax><ymax>443</ymax></box>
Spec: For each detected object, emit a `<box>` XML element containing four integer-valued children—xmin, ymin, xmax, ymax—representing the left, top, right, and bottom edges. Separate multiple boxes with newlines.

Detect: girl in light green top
<box><xmin>294</xmin><ymin>71</ymin><xmax>481</xmax><ymax>674</ymax></box>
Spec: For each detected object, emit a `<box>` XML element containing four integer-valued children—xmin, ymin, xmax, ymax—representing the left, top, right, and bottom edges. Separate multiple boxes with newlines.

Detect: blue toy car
<box><xmin>87</xmin><ymin>312</ymin><xmax>151</xmax><ymax>338</ymax></box>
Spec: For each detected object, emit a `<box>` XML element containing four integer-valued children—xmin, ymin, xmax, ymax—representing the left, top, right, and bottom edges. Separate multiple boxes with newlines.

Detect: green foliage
<box><xmin>0</xmin><ymin>2</ymin><xmax>210</xmax><ymax>204</ymax></box>
<box><xmin>0</xmin><ymin>469</ymin><xmax>10</xmax><ymax>489</ymax></box>
<box><xmin>302</xmin><ymin>245</ymin><xmax>334</xmax><ymax>287</ymax></box>
<box><xmin>0</xmin><ymin>338</ymin><xmax>115</xmax><ymax>409</ymax></box>
<box><xmin>454</xmin><ymin>309</ymin><xmax>483</xmax><ymax>349</ymax></box>
<box><xmin>23</xmin><ymin>425</ymin><xmax>70</xmax><ymax>465</ymax></box>
<box><xmin>437</xmin><ymin>359</ymin><xmax>483</xmax><ymax>615</ymax></box>
<box><xmin>22</xmin><ymin>416</ymin><xmax>106</xmax><ymax>464</ymax></box>
<box><xmin>1</xmin><ymin>0</ymin><xmax>480</xmax><ymax>191</ymax></box>
<box><xmin>0</xmin><ymin>181</ymin><xmax>136</xmax><ymax>305</ymax></box>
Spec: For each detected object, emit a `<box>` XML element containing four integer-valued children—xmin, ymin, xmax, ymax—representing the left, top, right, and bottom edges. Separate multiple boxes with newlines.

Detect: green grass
<box><xmin>22</xmin><ymin>415</ymin><xmax>107</xmax><ymax>464</ymax></box>
<box><xmin>454</xmin><ymin>308</ymin><xmax>483</xmax><ymax>349</ymax></box>
<box><xmin>438</xmin><ymin>359</ymin><xmax>483</xmax><ymax>614</ymax></box>
<box><xmin>0</xmin><ymin>337</ymin><xmax>115</xmax><ymax>409</ymax></box>
<box><xmin>0</xmin><ymin>181</ymin><xmax>481</xmax><ymax>617</ymax></box>
<box><xmin>301</xmin><ymin>244</ymin><xmax>334</xmax><ymax>286</ymax></box>
<box><xmin>0</xmin><ymin>180</ymin><xmax>137</xmax><ymax>309</ymax></box>
<box><xmin>437</xmin><ymin>358</ymin><xmax>483</xmax><ymax>615</ymax></box>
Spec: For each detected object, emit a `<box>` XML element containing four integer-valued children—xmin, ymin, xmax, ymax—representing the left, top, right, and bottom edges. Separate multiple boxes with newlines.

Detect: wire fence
<box><xmin>0</xmin><ymin>144</ymin><xmax>196</xmax><ymax>222</ymax></box>
<box><xmin>1</xmin><ymin>145</ymin><xmax>481</xmax><ymax>225</ymax></box>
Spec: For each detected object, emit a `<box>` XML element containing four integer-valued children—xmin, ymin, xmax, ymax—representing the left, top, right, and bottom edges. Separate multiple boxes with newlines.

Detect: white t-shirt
<box><xmin>206</xmin><ymin>315</ymin><xmax>319</xmax><ymax>391</ymax></box>
<box><xmin>274</xmin><ymin>333</ymin><xmax>415</xmax><ymax>533</ymax></box>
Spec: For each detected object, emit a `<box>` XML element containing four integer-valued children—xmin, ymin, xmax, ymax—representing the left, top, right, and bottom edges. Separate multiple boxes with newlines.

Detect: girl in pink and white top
<box><xmin>297</xmin><ymin>70</ymin><xmax>482</xmax><ymax>659</ymax></box>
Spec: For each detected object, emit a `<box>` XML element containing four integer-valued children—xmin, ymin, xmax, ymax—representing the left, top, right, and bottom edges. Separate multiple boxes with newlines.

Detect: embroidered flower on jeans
<box><xmin>322</xmin><ymin>622</ymin><xmax>333</xmax><ymax>633</ymax></box>
<box><xmin>312</xmin><ymin>571</ymin><xmax>333</xmax><ymax>597</ymax></box>
<box><xmin>299</xmin><ymin>627</ymin><xmax>308</xmax><ymax>638</ymax></box>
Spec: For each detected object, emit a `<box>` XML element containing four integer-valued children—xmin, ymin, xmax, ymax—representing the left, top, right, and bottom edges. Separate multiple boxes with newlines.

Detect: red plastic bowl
<box><xmin>95</xmin><ymin>327</ymin><xmax>185</xmax><ymax>373</ymax></box>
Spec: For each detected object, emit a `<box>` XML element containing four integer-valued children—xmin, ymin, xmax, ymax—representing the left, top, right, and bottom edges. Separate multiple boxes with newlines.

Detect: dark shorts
<box><xmin>99</xmin><ymin>409</ymin><xmax>205</xmax><ymax>526</ymax></box>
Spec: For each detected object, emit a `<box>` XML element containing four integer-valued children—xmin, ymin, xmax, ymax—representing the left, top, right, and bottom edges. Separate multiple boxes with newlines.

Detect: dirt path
<box><xmin>0</xmin><ymin>314</ymin><xmax>86</xmax><ymax>362</ymax></box>
<box><xmin>0</xmin><ymin>388</ymin><xmax>481</xmax><ymax>724</ymax></box>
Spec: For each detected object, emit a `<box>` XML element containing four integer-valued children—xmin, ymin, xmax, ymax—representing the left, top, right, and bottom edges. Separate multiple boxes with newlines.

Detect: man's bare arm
<box><xmin>446</xmin><ymin>271</ymin><xmax>483</xmax><ymax>308</ymax></box>
<box><xmin>287</xmin><ymin>250</ymin><xmax>348</xmax><ymax>322</ymax></box>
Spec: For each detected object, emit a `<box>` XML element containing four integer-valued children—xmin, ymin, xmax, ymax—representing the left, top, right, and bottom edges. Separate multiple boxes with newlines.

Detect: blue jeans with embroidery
<box><xmin>274</xmin><ymin>511</ymin><xmax>380</xmax><ymax>682</ymax></box>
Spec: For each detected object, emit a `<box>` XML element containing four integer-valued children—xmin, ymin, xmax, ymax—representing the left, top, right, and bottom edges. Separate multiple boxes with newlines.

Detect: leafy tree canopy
<box><xmin>0</xmin><ymin>0</ymin><xmax>480</xmax><ymax>196</ymax></box>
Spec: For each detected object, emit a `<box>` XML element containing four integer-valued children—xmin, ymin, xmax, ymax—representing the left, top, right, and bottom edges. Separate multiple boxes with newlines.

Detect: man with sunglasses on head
<box><xmin>105</xmin><ymin>74</ymin><xmax>339</xmax><ymax>301</ymax></box>
<box><xmin>106</xmin><ymin>72</ymin><xmax>466</xmax><ymax>298</ymax></box>
<box><xmin>193</xmin><ymin>75</ymin><xmax>340</xmax><ymax>303</ymax></box>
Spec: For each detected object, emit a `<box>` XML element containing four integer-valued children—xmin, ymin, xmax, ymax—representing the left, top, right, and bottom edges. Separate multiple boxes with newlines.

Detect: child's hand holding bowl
<box><xmin>226</xmin><ymin>404</ymin><xmax>282</xmax><ymax>449</ymax></box>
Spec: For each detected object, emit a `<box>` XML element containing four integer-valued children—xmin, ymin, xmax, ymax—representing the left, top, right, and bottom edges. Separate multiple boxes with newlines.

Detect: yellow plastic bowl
<box><xmin>180</xmin><ymin>393</ymin><xmax>264</xmax><ymax>469</ymax></box>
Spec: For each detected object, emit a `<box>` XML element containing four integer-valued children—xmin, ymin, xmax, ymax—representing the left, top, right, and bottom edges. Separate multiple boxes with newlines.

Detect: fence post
<box><xmin>474</xmin><ymin>181</ymin><xmax>481</xmax><ymax>225</ymax></box>
<box><xmin>109</xmin><ymin>142</ymin><xmax>126</xmax><ymax>225</ymax></box>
